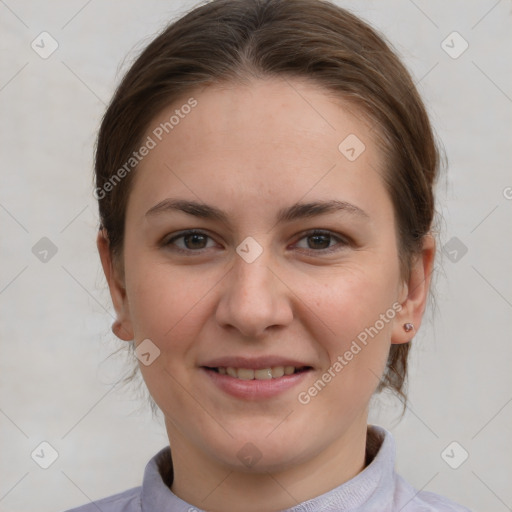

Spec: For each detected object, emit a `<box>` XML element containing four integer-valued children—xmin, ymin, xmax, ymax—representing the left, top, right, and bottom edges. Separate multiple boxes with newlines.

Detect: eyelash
<box><xmin>162</xmin><ymin>229</ymin><xmax>350</xmax><ymax>255</ymax></box>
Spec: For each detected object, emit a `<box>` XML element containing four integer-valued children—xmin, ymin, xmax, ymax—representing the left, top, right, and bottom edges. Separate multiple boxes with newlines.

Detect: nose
<box><xmin>215</xmin><ymin>250</ymin><xmax>294</xmax><ymax>339</ymax></box>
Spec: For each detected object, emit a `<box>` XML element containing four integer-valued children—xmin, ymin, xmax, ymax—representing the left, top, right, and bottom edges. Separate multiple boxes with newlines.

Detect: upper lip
<box><xmin>200</xmin><ymin>356</ymin><xmax>313</xmax><ymax>370</ymax></box>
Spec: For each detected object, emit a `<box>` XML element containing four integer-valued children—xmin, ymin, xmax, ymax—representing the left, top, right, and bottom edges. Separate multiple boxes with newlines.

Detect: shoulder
<box><xmin>394</xmin><ymin>474</ymin><xmax>473</xmax><ymax>512</ymax></box>
<box><xmin>63</xmin><ymin>486</ymin><xmax>141</xmax><ymax>512</ymax></box>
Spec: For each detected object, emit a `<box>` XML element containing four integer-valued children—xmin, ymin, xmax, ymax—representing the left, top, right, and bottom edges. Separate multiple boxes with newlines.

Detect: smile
<box><xmin>201</xmin><ymin>366</ymin><xmax>313</xmax><ymax>400</ymax></box>
<box><xmin>209</xmin><ymin>366</ymin><xmax>310</xmax><ymax>380</ymax></box>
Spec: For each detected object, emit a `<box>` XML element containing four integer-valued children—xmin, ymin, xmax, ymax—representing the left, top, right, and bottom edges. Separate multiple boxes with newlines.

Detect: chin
<box><xmin>206</xmin><ymin>426</ymin><xmax>315</xmax><ymax>474</ymax></box>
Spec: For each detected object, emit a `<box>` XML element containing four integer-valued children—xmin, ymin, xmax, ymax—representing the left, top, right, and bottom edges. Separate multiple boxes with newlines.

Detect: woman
<box><xmin>68</xmin><ymin>0</ymin><xmax>471</xmax><ymax>510</ymax></box>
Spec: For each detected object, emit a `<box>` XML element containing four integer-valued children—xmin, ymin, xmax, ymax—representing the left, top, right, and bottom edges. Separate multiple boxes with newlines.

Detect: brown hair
<box><xmin>95</xmin><ymin>0</ymin><xmax>439</xmax><ymax>404</ymax></box>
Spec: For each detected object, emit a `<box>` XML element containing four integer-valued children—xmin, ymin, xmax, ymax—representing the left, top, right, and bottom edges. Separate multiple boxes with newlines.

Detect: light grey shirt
<box><xmin>65</xmin><ymin>425</ymin><xmax>471</xmax><ymax>511</ymax></box>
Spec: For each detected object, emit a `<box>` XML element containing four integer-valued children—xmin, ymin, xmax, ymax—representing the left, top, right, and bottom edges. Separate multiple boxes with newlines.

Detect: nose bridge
<box><xmin>215</xmin><ymin>245</ymin><xmax>292</xmax><ymax>337</ymax></box>
<box><xmin>233</xmin><ymin>253</ymin><xmax>273</xmax><ymax>303</ymax></box>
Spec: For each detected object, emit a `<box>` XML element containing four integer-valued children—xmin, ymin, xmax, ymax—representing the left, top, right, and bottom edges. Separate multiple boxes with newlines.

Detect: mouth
<box><xmin>199</xmin><ymin>357</ymin><xmax>314</xmax><ymax>401</ymax></box>
<box><xmin>204</xmin><ymin>365</ymin><xmax>312</xmax><ymax>380</ymax></box>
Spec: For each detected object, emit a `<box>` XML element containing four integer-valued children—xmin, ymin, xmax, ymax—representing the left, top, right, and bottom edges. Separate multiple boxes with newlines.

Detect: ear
<box><xmin>391</xmin><ymin>233</ymin><xmax>436</xmax><ymax>344</ymax></box>
<box><xmin>96</xmin><ymin>228</ymin><xmax>134</xmax><ymax>342</ymax></box>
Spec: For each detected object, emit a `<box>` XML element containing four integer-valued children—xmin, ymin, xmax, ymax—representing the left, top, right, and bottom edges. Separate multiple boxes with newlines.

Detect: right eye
<box><xmin>163</xmin><ymin>230</ymin><xmax>219</xmax><ymax>253</ymax></box>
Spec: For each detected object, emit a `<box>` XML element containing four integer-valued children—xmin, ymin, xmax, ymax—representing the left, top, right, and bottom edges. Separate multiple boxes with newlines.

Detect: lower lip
<box><xmin>201</xmin><ymin>367</ymin><xmax>312</xmax><ymax>400</ymax></box>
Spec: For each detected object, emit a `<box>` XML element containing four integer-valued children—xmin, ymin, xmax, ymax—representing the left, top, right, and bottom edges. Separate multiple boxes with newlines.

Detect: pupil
<box><xmin>309</xmin><ymin>234</ymin><xmax>330</xmax><ymax>249</ymax></box>
<box><xmin>185</xmin><ymin>233</ymin><xmax>207</xmax><ymax>249</ymax></box>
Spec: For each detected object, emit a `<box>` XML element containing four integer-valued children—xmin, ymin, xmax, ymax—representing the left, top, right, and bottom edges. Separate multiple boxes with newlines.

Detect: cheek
<box><xmin>298</xmin><ymin>263</ymin><xmax>399</xmax><ymax>404</ymax></box>
<box><xmin>295</xmin><ymin>244</ymin><xmax>400</xmax><ymax>339</ymax></box>
<box><xmin>125</xmin><ymin>251</ymin><xmax>211</xmax><ymax>340</ymax></box>
<box><xmin>126</xmin><ymin>260</ymin><xmax>216</xmax><ymax>412</ymax></box>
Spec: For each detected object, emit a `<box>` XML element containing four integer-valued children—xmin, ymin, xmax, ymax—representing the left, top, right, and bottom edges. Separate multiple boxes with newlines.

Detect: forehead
<box><xmin>127</xmin><ymin>78</ymin><xmax>390</xmax><ymax>223</ymax></box>
<box><xmin>167</xmin><ymin>78</ymin><xmax>373</xmax><ymax>163</ymax></box>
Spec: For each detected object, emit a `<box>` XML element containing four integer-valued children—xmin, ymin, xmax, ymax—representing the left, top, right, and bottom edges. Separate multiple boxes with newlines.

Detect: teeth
<box><xmin>215</xmin><ymin>366</ymin><xmax>303</xmax><ymax>380</ymax></box>
<box><xmin>272</xmin><ymin>366</ymin><xmax>285</xmax><ymax>378</ymax></box>
<box><xmin>284</xmin><ymin>366</ymin><xmax>295</xmax><ymax>375</ymax></box>
<box><xmin>254</xmin><ymin>368</ymin><xmax>273</xmax><ymax>380</ymax></box>
<box><xmin>237</xmin><ymin>368</ymin><xmax>254</xmax><ymax>380</ymax></box>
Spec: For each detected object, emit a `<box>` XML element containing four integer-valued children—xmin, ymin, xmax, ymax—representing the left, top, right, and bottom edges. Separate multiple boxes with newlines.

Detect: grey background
<box><xmin>1</xmin><ymin>1</ymin><xmax>511</xmax><ymax>511</ymax></box>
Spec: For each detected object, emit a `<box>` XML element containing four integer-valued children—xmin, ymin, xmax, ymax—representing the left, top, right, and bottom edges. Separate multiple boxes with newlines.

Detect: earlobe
<box><xmin>96</xmin><ymin>228</ymin><xmax>134</xmax><ymax>342</ymax></box>
<box><xmin>391</xmin><ymin>234</ymin><xmax>436</xmax><ymax>345</ymax></box>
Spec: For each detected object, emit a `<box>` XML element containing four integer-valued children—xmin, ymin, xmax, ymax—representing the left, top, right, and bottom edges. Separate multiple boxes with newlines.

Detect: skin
<box><xmin>97</xmin><ymin>78</ymin><xmax>435</xmax><ymax>512</ymax></box>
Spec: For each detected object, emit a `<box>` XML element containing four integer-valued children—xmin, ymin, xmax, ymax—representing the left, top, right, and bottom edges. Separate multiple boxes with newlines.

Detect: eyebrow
<box><xmin>145</xmin><ymin>198</ymin><xmax>369</xmax><ymax>224</ymax></box>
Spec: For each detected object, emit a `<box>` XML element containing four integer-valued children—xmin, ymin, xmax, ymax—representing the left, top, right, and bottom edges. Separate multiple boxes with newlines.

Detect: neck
<box><xmin>165</xmin><ymin>416</ymin><xmax>369</xmax><ymax>512</ymax></box>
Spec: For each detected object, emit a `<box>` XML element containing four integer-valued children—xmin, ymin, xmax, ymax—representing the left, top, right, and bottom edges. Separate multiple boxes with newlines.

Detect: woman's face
<box><xmin>101</xmin><ymin>78</ymin><xmax>428</xmax><ymax>473</ymax></box>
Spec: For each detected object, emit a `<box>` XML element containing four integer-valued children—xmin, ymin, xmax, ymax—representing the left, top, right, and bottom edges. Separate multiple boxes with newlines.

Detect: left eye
<box><xmin>294</xmin><ymin>230</ymin><xmax>346</xmax><ymax>251</ymax></box>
